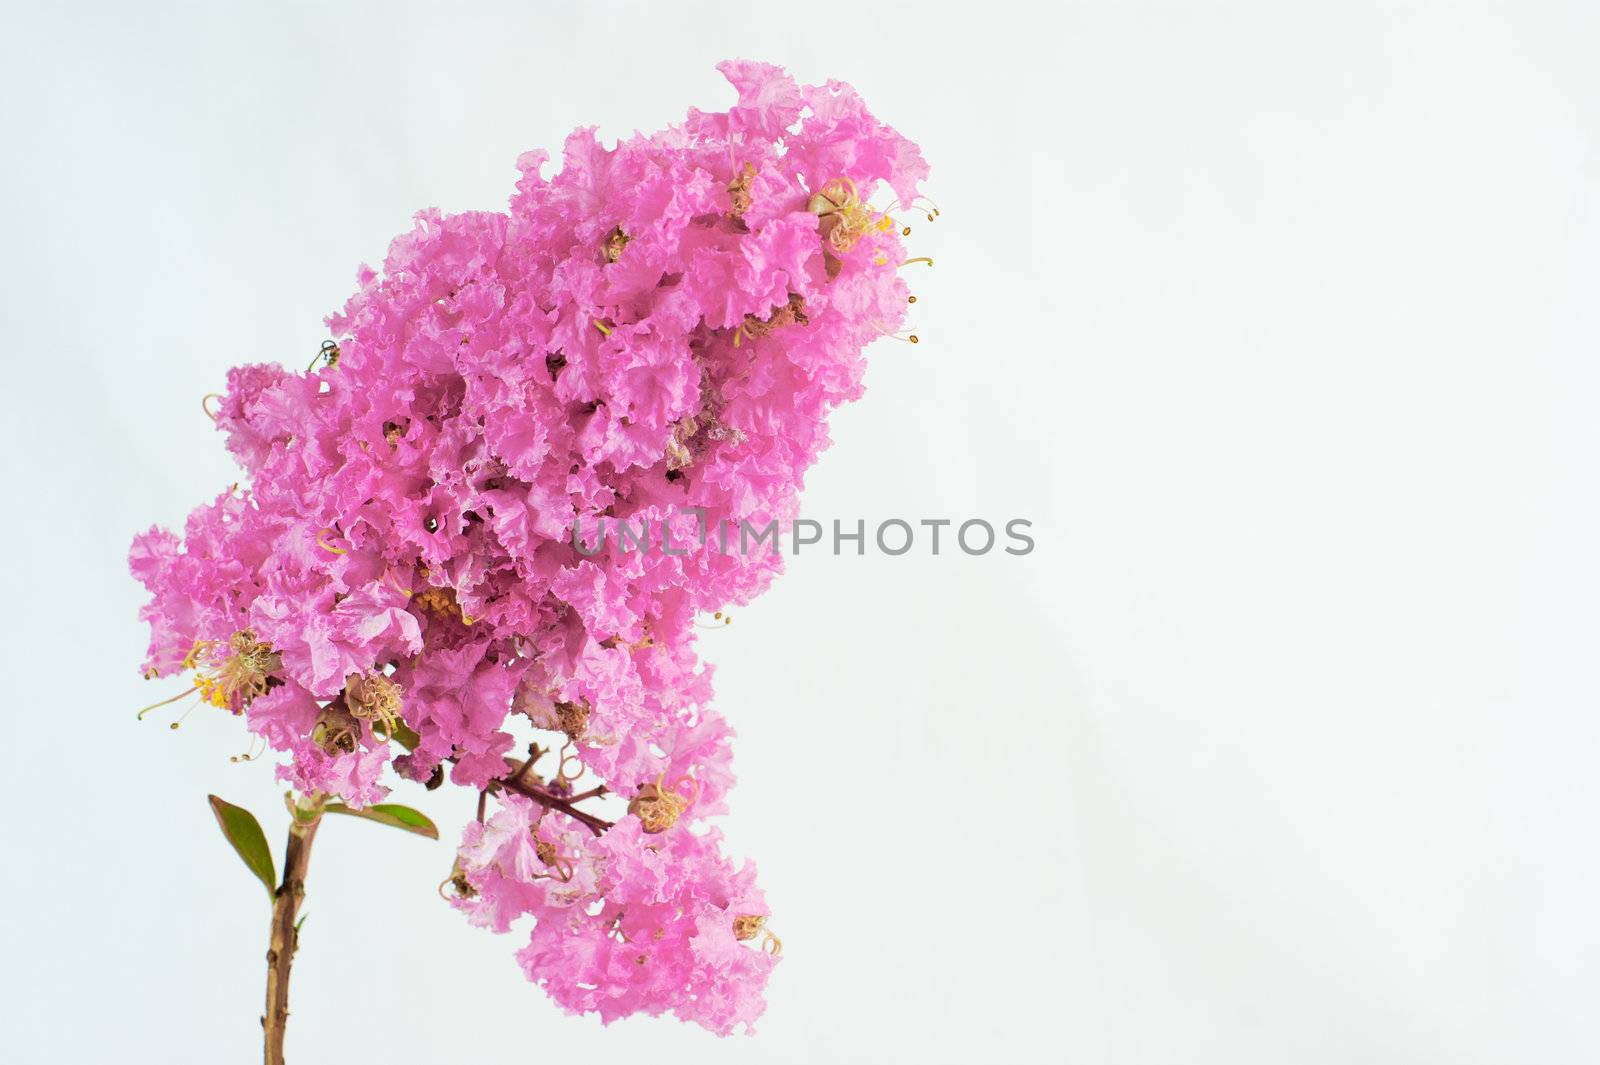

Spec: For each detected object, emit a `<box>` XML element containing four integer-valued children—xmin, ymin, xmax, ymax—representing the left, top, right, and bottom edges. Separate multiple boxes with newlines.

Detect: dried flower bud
<box><xmin>727</xmin><ymin>162</ymin><xmax>755</xmax><ymax>219</ymax></box>
<box><xmin>312</xmin><ymin>700</ymin><xmax>359</xmax><ymax>755</ymax></box>
<box><xmin>555</xmin><ymin>700</ymin><xmax>589</xmax><ymax>741</ymax></box>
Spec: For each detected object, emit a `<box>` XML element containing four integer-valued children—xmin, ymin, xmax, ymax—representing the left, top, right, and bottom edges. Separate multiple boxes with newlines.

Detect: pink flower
<box><xmin>130</xmin><ymin>59</ymin><xmax>925</xmax><ymax>1034</ymax></box>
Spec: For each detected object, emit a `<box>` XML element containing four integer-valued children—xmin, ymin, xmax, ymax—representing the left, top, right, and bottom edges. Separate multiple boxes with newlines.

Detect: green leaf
<box><xmin>388</xmin><ymin>719</ymin><xmax>420</xmax><ymax>751</ymax></box>
<box><xmin>323</xmin><ymin>802</ymin><xmax>439</xmax><ymax>840</ymax></box>
<box><xmin>207</xmin><ymin>795</ymin><xmax>277</xmax><ymax>900</ymax></box>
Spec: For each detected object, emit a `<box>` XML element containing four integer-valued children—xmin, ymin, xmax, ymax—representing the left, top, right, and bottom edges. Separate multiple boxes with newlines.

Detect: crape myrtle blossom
<box><xmin>131</xmin><ymin>60</ymin><xmax>928</xmax><ymax>1035</ymax></box>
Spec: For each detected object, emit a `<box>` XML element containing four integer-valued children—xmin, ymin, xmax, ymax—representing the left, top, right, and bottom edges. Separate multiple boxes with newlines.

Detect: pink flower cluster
<box><xmin>131</xmin><ymin>60</ymin><xmax>926</xmax><ymax>1034</ymax></box>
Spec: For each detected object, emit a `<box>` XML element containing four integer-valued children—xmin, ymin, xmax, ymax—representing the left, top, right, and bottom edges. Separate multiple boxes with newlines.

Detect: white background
<box><xmin>3</xmin><ymin>2</ymin><xmax>1598</xmax><ymax>1062</ymax></box>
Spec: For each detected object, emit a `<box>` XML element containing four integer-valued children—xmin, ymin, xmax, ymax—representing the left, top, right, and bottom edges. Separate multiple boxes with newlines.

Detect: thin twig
<box><xmin>495</xmin><ymin>755</ymin><xmax>615</xmax><ymax>836</ymax></box>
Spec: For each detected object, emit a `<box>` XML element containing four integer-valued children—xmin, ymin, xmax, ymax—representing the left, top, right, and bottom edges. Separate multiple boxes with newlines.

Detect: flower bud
<box><xmin>312</xmin><ymin>701</ymin><xmax>359</xmax><ymax>755</ymax></box>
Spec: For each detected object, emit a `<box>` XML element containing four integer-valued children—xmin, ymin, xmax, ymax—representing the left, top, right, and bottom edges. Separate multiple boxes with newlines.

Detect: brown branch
<box><xmin>495</xmin><ymin>755</ymin><xmax>615</xmax><ymax>836</ymax></box>
<box><xmin>263</xmin><ymin>806</ymin><xmax>322</xmax><ymax>1065</ymax></box>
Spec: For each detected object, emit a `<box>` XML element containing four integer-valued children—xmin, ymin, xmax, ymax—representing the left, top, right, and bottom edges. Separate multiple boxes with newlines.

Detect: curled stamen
<box><xmin>668</xmin><ymin>774</ymin><xmax>699</xmax><ymax>807</ymax></box>
<box><xmin>886</xmin><ymin>195</ymin><xmax>942</xmax><ymax>223</ymax></box>
<box><xmin>316</xmin><ymin>528</ymin><xmax>347</xmax><ymax>555</ymax></box>
<box><xmin>809</xmin><ymin>177</ymin><xmax>884</xmax><ymax>253</ymax></box>
<box><xmin>439</xmin><ymin>859</ymin><xmax>477</xmax><ymax>901</ymax></box>
<box><xmin>343</xmin><ymin>671</ymin><xmax>404</xmax><ymax>740</ymax></box>
<box><xmin>307</xmin><ymin>339</ymin><xmax>340</xmax><ymax>372</ymax></box>
<box><xmin>901</xmin><ymin>256</ymin><xmax>934</xmax><ymax>268</ymax></box>
<box><xmin>592</xmin><ymin>318</ymin><xmax>612</xmax><ymax>336</ymax></box>
<box><xmin>201</xmin><ymin>393</ymin><xmax>223</xmax><ymax>421</ymax></box>
<box><xmin>732</xmin><ymin>914</ymin><xmax>782</xmax><ymax>955</ymax></box>
<box><xmin>141</xmin><ymin>634</ymin><xmax>274</xmax><ymax>724</ymax></box>
<box><xmin>556</xmin><ymin>743</ymin><xmax>584</xmax><ymax>788</ymax></box>
<box><xmin>193</xmin><ymin>630</ymin><xmax>281</xmax><ymax>713</ymax></box>
<box><xmin>627</xmin><ymin>771</ymin><xmax>696</xmax><ymax>834</ymax></box>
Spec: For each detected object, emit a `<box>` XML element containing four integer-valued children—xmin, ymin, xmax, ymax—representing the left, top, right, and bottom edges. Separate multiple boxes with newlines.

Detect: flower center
<box><xmin>807</xmin><ymin>178</ymin><xmax>891</xmax><ymax>253</ymax></box>
<box><xmin>627</xmin><ymin>772</ymin><xmax>698</xmax><ymax>834</ymax></box>
<box><xmin>343</xmin><ymin>671</ymin><xmax>404</xmax><ymax>740</ymax></box>
<box><xmin>189</xmin><ymin>630</ymin><xmax>281</xmax><ymax>713</ymax></box>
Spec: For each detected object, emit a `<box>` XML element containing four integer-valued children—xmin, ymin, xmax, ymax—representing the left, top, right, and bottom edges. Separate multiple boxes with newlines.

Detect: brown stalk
<box><xmin>495</xmin><ymin>753</ymin><xmax>615</xmax><ymax>836</ymax></box>
<box><xmin>262</xmin><ymin>804</ymin><xmax>322</xmax><ymax>1065</ymax></box>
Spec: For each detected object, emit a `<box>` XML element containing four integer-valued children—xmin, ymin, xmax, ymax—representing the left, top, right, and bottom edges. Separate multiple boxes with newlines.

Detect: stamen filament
<box><xmin>137</xmin><ymin>684</ymin><xmax>199</xmax><ymax>720</ymax></box>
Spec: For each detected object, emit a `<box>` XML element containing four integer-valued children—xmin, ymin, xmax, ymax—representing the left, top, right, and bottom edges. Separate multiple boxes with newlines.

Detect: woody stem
<box><xmin>496</xmin><ymin>757</ymin><xmax>615</xmax><ymax>836</ymax></box>
<box><xmin>263</xmin><ymin>801</ymin><xmax>323</xmax><ymax>1065</ymax></box>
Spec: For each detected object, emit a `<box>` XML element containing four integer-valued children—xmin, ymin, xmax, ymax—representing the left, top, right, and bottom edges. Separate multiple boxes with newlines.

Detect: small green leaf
<box><xmin>324</xmin><ymin>802</ymin><xmax>439</xmax><ymax>840</ymax></box>
<box><xmin>388</xmin><ymin>719</ymin><xmax>420</xmax><ymax>751</ymax></box>
<box><xmin>207</xmin><ymin>795</ymin><xmax>277</xmax><ymax>900</ymax></box>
